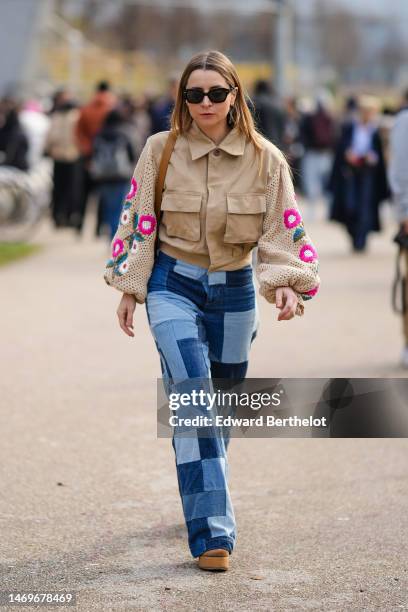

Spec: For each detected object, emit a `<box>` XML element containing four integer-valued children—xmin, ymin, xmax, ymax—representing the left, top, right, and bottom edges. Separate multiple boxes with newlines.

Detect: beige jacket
<box><xmin>45</xmin><ymin>109</ymin><xmax>80</xmax><ymax>162</ymax></box>
<box><xmin>103</xmin><ymin>120</ymin><xmax>320</xmax><ymax>316</ymax></box>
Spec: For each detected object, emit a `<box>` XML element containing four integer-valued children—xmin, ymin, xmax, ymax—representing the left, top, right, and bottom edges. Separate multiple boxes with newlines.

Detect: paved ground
<box><xmin>0</xmin><ymin>201</ymin><xmax>407</xmax><ymax>611</ymax></box>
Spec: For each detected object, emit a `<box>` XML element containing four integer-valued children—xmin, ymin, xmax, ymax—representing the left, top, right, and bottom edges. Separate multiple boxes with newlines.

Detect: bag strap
<box><xmin>154</xmin><ymin>130</ymin><xmax>177</xmax><ymax>220</ymax></box>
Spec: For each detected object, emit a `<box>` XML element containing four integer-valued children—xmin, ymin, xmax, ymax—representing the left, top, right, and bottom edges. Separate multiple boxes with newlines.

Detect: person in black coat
<box><xmin>328</xmin><ymin>96</ymin><xmax>389</xmax><ymax>252</ymax></box>
<box><xmin>0</xmin><ymin>104</ymin><xmax>29</xmax><ymax>171</ymax></box>
<box><xmin>249</xmin><ymin>79</ymin><xmax>287</xmax><ymax>150</ymax></box>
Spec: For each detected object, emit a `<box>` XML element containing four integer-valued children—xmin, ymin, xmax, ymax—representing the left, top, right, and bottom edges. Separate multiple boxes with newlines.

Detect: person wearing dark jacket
<box><xmin>149</xmin><ymin>75</ymin><xmax>178</xmax><ymax>134</ymax></box>
<box><xmin>249</xmin><ymin>79</ymin><xmax>286</xmax><ymax>150</ymax></box>
<box><xmin>300</xmin><ymin>97</ymin><xmax>336</xmax><ymax>218</ymax></box>
<box><xmin>0</xmin><ymin>106</ymin><xmax>29</xmax><ymax>171</ymax></box>
<box><xmin>329</xmin><ymin>96</ymin><xmax>389</xmax><ymax>252</ymax></box>
<box><xmin>282</xmin><ymin>96</ymin><xmax>304</xmax><ymax>191</ymax></box>
<box><xmin>91</xmin><ymin>109</ymin><xmax>135</xmax><ymax>241</ymax></box>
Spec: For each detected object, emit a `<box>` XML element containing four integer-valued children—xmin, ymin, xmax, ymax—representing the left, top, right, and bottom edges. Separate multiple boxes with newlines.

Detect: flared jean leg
<box><xmin>146</xmin><ymin>290</ymin><xmax>236</xmax><ymax>558</ymax></box>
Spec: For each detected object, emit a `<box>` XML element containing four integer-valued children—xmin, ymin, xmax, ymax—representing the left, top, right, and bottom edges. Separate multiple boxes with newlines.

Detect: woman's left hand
<box><xmin>275</xmin><ymin>287</ymin><xmax>298</xmax><ymax>321</ymax></box>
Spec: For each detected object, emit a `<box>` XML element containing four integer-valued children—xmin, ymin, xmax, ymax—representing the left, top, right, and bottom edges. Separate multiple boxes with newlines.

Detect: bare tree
<box><xmin>50</xmin><ymin>0</ymin><xmax>280</xmax><ymax>70</ymax></box>
<box><xmin>313</xmin><ymin>0</ymin><xmax>361</xmax><ymax>80</ymax></box>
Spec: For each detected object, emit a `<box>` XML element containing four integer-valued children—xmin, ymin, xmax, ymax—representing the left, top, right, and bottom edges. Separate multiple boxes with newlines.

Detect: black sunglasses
<box><xmin>183</xmin><ymin>86</ymin><xmax>236</xmax><ymax>104</ymax></box>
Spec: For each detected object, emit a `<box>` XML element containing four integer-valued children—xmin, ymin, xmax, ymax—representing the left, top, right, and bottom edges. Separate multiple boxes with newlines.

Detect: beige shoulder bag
<box><xmin>153</xmin><ymin>130</ymin><xmax>178</xmax><ymax>258</ymax></box>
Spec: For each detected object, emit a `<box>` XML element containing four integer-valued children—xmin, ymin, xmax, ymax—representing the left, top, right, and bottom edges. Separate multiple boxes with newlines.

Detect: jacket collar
<box><xmin>186</xmin><ymin>119</ymin><xmax>246</xmax><ymax>160</ymax></box>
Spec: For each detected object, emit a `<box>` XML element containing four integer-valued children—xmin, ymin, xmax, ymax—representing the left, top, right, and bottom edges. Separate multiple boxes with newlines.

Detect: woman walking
<box><xmin>104</xmin><ymin>51</ymin><xmax>320</xmax><ymax>571</ymax></box>
<box><xmin>329</xmin><ymin>96</ymin><xmax>389</xmax><ymax>252</ymax></box>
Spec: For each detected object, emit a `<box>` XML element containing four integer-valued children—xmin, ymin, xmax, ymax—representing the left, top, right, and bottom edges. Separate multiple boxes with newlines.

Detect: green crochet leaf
<box><xmin>133</xmin><ymin>212</ymin><xmax>139</xmax><ymax>230</ymax></box>
<box><xmin>115</xmin><ymin>252</ymin><xmax>128</xmax><ymax>266</ymax></box>
<box><xmin>293</xmin><ymin>226</ymin><xmax>305</xmax><ymax>242</ymax></box>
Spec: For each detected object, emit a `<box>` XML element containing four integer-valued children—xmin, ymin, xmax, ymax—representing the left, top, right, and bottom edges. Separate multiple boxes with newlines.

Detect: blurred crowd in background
<box><xmin>1</xmin><ymin>71</ymin><xmax>408</xmax><ymax>366</ymax></box>
<box><xmin>0</xmin><ymin>77</ymin><xmax>407</xmax><ymax>253</ymax></box>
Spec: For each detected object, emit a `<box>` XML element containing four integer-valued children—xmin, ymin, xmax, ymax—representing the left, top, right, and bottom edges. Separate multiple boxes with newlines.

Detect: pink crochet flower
<box><xmin>284</xmin><ymin>208</ymin><xmax>302</xmax><ymax>229</ymax></box>
<box><xmin>303</xmin><ymin>284</ymin><xmax>320</xmax><ymax>297</ymax></box>
<box><xmin>126</xmin><ymin>178</ymin><xmax>138</xmax><ymax>200</ymax></box>
<box><xmin>299</xmin><ymin>244</ymin><xmax>318</xmax><ymax>263</ymax></box>
<box><xmin>112</xmin><ymin>238</ymin><xmax>124</xmax><ymax>258</ymax></box>
<box><xmin>138</xmin><ymin>215</ymin><xmax>156</xmax><ymax>235</ymax></box>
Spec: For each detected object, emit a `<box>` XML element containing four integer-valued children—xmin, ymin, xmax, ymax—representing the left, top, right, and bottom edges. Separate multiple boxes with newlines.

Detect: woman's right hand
<box><xmin>345</xmin><ymin>149</ymin><xmax>358</xmax><ymax>166</ymax></box>
<box><xmin>117</xmin><ymin>293</ymin><xmax>137</xmax><ymax>337</ymax></box>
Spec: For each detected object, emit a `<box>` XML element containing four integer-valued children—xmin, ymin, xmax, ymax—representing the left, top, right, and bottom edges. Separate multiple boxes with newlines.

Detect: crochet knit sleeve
<box><xmin>103</xmin><ymin>137</ymin><xmax>158</xmax><ymax>303</ymax></box>
<box><xmin>255</xmin><ymin>157</ymin><xmax>320</xmax><ymax>317</ymax></box>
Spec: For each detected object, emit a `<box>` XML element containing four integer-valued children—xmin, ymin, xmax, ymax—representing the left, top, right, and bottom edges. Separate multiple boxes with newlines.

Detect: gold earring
<box><xmin>227</xmin><ymin>105</ymin><xmax>235</xmax><ymax>127</ymax></box>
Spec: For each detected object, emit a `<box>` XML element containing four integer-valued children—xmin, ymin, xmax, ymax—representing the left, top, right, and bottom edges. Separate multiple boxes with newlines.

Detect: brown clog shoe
<box><xmin>197</xmin><ymin>548</ymin><xmax>229</xmax><ymax>571</ymax></box>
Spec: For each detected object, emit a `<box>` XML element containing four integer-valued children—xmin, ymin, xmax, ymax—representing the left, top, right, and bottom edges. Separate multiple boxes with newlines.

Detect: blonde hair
<box><xmin>170</xmin><ymin>50</ymin><xmax>265</xmax><ymax>172</ymax></box>
<box><xmin>359</xmin><ymin>94</ymin><xmax>380</xmax><ymax>113</ymax></box>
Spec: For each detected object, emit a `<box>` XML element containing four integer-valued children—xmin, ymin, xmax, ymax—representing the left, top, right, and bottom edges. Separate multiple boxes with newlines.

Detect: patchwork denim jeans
<box><xmin>145</xmin><ymin>249</ymin><xmax>259</xmax><ymax>558</ymax></box>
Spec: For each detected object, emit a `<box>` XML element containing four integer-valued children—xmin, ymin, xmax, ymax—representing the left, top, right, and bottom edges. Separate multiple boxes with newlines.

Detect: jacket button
<box><xmin>213</xmin><ymin>148</ymin><xmax>221</xmax><ymax>156</ymax></box>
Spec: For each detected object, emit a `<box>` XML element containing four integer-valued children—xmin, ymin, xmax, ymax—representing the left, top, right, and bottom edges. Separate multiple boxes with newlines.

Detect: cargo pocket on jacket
<box><xmin>161</xmin><ymin>191</ymin><xmax>202</xmax><ymax>242</ymax></box>
<box><xmin>224</xmin><ymin>193</ymin><xmax>267</xmax><ymax>244</ymax></box>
